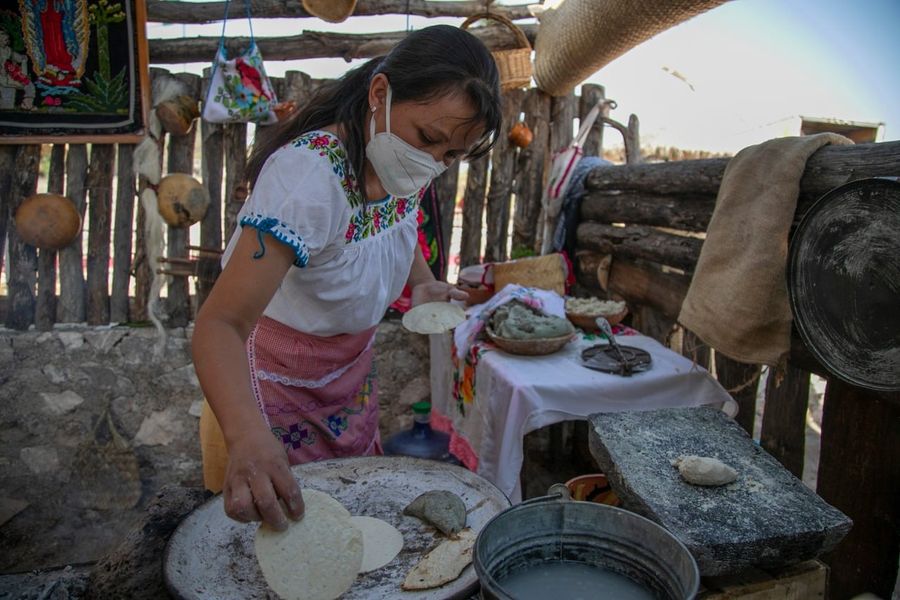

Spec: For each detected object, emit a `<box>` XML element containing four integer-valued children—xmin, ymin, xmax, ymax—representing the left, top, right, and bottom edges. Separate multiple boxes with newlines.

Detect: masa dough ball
<box><xmin>673</xmin><ymin>455</ymin><xmax>738</xmax><ymax>486</ymax></box>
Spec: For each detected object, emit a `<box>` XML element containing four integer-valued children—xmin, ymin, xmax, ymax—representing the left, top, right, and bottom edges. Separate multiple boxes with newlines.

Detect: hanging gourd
<box><xmin>508</xmin><ymin>121</ymin><xmax>533</xmax><ymax>148</ymax></box>
<box><xmin>156</xmin><ymin>173</ymin><xmax>211</xmax><ymax>228</ymax></box>
<box><xmin>14</xmin><ymin>193</ymin><xmax>82</xmax><ymax>250</ymax></box>
<box><xmin>302</xmin><ymin>0</ymin><xmax>356</xmax><ymax>23</ymax></box>
<box><xmin>155</xmin><ymin>95</ymin><xmax>200</xmax><ymax>136</ymax></box>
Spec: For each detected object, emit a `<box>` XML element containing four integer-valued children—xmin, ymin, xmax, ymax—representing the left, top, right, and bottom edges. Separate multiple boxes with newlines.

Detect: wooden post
<box><xmin>817</xmin><ymin>380</ymin><xmax>900</xmax><ymax>600</ymax></box>
<box><xmin>58</xmin><ymin>144</ymin><xmax>88</xmax><ymax>323</ymax></box>
<box><xmin>434</xmin><ymin>161</ymin><xmax>460</xmax><ymax>280</ymax></box>
<box><xmin>625</xmin><ymin>113</ymin><xmax>641</xmax><ymax>164</ymax></box>
<box><xmin>715</xmin><ymin>354</ymin><xmax>762</xmax><ymax>435</ymax></box>
<box><xmin>198</xmin><ymin>68</ymin><xmax>225</xmax><ymax>310</ymax></box>
<box><xmin>579</xmin><ymin>83</ymin><xmax>606</xmax><ymax>158</ymax></box>
<box><xmin>86</xmin><ymin>144</ymin><xmax>115</xmax><ymax>325</ymax></box>
<box><xmin>5</xmin><ymin>145</ymin><xmax>41</xmax><ymax>330</ymax></box>
<box><xmin>110</xmin><ymin>144</ymin><xmax>136</xmax><ymax>324</ymax></box>
<box><xmin>483</xmin><ymin>88</ymin><xmax>524</xmax><ymax>264</ymax></box>
<box><xmin>458</xmin><ymin>154</ymin><xmax>488</xmax><ymax>268</ymax></box>
<box><xmin>512</xmin><ymin>88</ymin><xmax>551</xmax><ymax>253</ymax></box>
<box><xmin>680</xmin><ymin>329</ymin><xmax>711</xmax><ymax>371</ymax></box>
<box><xmin>165</xmin><ymin>72</ymin><xmax>201</xmax><ymax>327</ymax></box>
<box><xmin>0</xmin><ymin>146</ymin><xmax>14</xmax><ymax>282</ymax></box>
<box><xmin>35</xmin><ymin>145</ymin><xmax>66</xmax><ymax>331</ymax></box>
<box><xmin>223</xmin><ymin>123</ymin><xmax>248</xmax><ymax>242</ymax></box>
<box><xmin>537</xmin><ymin>92</ymin><xmax>577</xmax><ymax>254</ymax></box>
<box><xmin>759</xmin><ymin>363</ymin><xmax>810</xmax><ymax>478</ymax></box>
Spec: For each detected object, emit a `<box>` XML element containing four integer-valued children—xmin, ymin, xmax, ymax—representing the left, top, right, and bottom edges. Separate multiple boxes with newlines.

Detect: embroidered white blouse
<box><xmin>222</xmin><ymin>131</ymin><xmax>421</xmax><ymax>336</ymax></box>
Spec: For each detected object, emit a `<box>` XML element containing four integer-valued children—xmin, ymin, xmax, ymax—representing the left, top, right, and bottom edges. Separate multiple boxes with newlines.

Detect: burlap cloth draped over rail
<box><xmin>533</xmin><ymin>0</ymin><xmax>727</xmax><ymax>96</ymax></box>
<box><xmin>678</xmin><ymin>134</ymin><xmax>853</xmax><ymax>366</ymax></box>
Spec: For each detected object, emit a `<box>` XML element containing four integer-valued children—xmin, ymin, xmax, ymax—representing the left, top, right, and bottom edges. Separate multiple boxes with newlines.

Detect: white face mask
<box><xmin>365</xmin><ymin>85</ymin><xmax>448</xmax><ymax>198</ymax></box>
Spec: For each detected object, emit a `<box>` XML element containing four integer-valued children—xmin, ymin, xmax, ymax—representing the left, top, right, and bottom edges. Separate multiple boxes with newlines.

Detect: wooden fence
<box><xmin>0</xmin><ymin>65</ymin><xmax>629</xmax><ymax>331</ymax></box>
<box><xmin>570</xmin><ymin>140</ymin><xmax>900</xmax><ymax>600</ymax></box>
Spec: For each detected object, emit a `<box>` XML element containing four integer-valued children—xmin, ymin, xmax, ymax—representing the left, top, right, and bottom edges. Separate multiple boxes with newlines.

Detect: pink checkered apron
<box><xmin>247</xmin><ymin>316</ymin><xmax>382</xmax><ymax>463</ymax></box>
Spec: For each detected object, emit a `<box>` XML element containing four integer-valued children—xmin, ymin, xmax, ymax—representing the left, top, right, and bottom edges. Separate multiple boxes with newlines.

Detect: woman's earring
<box><xmin>371</xmin><ymin>106</ymin><xmax>377</xmax><ymax>113</ymax></box>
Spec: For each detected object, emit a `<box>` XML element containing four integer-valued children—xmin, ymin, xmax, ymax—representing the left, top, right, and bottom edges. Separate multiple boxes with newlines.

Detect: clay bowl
<box><xmin>566</xmin><ymin>307</ymin><xmax>629</xmax><ymax>332</ymax></box>
<box><xmin>485</xmin><ymin>324</ymin><xmax>575</xmax><ymax>356</ymax></box>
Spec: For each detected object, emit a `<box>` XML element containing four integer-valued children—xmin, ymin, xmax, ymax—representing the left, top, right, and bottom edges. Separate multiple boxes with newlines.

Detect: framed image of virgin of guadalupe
<box><xmin>0</xmin><ymin>0</ymin><xmax>149</xmax><ymax>143</ymax></box>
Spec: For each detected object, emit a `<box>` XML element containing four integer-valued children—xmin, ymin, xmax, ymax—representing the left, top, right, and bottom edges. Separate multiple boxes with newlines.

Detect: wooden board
<box><xmin>699</xmin><ymin>560</ymin><xmax>826</xmax><ymax>599</ymax></box>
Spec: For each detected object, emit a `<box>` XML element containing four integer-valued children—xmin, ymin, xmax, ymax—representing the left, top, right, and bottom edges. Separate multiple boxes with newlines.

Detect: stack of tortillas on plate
<box><xmin>255</xmin><ymin>489</ymin><xmax>404</xmax><ymax>600</ymax></box>
<box><xmin>402</xmin><ymin>302</ymin><xmax>466</xmax><ymax>334</ymax></box>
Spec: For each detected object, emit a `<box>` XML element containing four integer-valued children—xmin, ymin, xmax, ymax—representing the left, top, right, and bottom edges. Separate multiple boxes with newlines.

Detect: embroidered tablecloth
<box><xmin>429</xmin><ymin>331</ymin><xmax>737</xmax><ymax>503</ymax></box>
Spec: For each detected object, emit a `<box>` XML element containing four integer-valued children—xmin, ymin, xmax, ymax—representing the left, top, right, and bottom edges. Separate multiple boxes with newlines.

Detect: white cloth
<box><xmin>453</xmin><ymin>285</ymin><xmax>566</xmax><ymax>360</ymax></box>
<box><xmin>431</xmin><ymin>331</ymin><xmax>737</xmax><ymax>503</ymax></box>
<box><xmin>222</xmin><ymin>131</ymin><xmax>421</xmax><ymax>336</ymax></box>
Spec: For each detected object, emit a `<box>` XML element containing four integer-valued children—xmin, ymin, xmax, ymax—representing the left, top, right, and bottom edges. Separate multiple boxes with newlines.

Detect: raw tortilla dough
<box><xmin>349</xmin><ymin>515</ymin><xmax>405</xmax><ymax>573</ymax></box>
<box><xmin>255</xmin><ymin>489</ymin><xmax>362</xmax><ymax>600</ymax></box>
<box><xmin>672</xmin><ymin>455</ymin><xmax>738</xmax><ymax>486</ymax></box>
<box><xmin>401</xmin><ymin>527</ymin><xmax>477</xmax><ymax>590</ymax></box>
<box><xmin>402</xmin><ymin>302</ymin><xmax>466</xmax><ymax>334</ymax></box>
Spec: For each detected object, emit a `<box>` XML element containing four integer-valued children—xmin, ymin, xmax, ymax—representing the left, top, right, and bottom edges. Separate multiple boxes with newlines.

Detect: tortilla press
<box><xmin>787</xmin><ymin>177</ymin><xmax>900</xmax><ymax>392</ymax></box>
<box><xmin>581</xmin><ymin>317</ymin><xmax>652</xmax><ymax>376</ymax></box>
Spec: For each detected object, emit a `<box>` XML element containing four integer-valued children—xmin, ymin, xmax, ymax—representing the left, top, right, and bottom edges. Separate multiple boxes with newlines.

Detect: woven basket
<box><xmin>485</xmin><ymin>324</ymin><xmax>574</xmax><ymax>356</ymax></box>
<box><xmin>566</xmin><ymin>307</ymin><xmax>628</xmax><ymax>332</ymax></box>
<box><xmin>493</xmin><ymin>253</ymin><xmax>566</xmax><ymax>296</ymax></box>
<box><xmin>461</xmin><ymin>12</ymin><xmax>532</xmax><ymax>91</ymax></box>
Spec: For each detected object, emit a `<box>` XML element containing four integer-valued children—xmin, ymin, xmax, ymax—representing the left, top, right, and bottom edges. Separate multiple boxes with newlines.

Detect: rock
<box><xmin>134</xmin><ymin>408</ymin><xmax>185</xmax><ymax>447</ymax></box>
<box><xmin>0</xmin><ymin>496</ymin><xmax>29</xmax><ymax>527</ymax></box>
<box><xmin>57</xmin><ymin>331</ymin><xmax>85</xmax><ymax>351</ymax></box>
<box><xmin>84</xmin><ymin>329</ymin><xmax>127</xmax><ymax>353</ymax></box>
<box><xmin>87</xmin><ymin>485</ymin><xmax>211</xmax><ymax>600</ymax></box>
<box><xmin>41</xmin><ymin>390</ymin><xmax>85</xmax><ymax>416</ymax></box>
<box><xmin>41</xmin><ymin>363</ymin><xmax>68</xmax><ymax>384</ymax></box>
<box><xmin>188</xmin><ymin>400</ymin><xmax>204</xmax><ymax>418</ymax></box>
<box><xmin>587</xmin><ymin>406</ymin><xmax>852</xmax><ymax>576</ymax></box>
<box><xmin>399</xmin><ymin>376</ymin><xmax>431</xmax><ymax>407</ymax></box>
<box><xmin>20</xmin><ymin>446</ymin><xmax>60</xmax><ymax>474</ymax></box>
<box><xmin>159</xmin><ymin>363</ymin><xmax>200</xmax><ymax>389</ymax></box>
<box><xmin>0</xmin><ymin>564</ymin><xmax>91</xmax><ymax>599</ymax></box>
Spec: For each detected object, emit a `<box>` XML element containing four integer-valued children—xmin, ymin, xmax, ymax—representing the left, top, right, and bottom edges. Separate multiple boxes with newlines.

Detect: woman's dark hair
<box><xmin>246</xmin><ymin>24</ymin><xmax>502</xmax><ymax>192</ymax></box>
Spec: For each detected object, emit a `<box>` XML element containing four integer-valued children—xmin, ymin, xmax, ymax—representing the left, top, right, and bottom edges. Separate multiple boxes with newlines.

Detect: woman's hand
<box><xmin>222</xmin><ymin>427</ymin><xmax>305</xmax><ymax>531</ymax></box>
<box><xmin>411</xmin><ymin>280</ymin><xmax>469</xmax><ymax>307</ymax></box>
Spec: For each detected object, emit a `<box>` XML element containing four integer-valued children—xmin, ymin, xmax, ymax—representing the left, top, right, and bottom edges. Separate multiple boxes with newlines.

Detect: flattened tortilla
<box><xmin>401</xmin><ymin>527</ymin><xmax>477</xmax><ymax>590</ymax></box>
<box><xmin>255</xmin><ymin>489</ymin><xmax>362</xmax><ymax>600</ymax></box>
<box><xmin>402</xmin><ymin>302</ymin><xmax>466</xmax><ymax>334</ymax></box>
<box><xmin>349</xmin><ymin>515</ymin><xmax>404</xmax><ymax>573</ymax></box>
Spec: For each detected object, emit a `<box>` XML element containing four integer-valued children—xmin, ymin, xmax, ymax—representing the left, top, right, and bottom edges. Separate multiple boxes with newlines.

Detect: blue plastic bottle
<box><xmin>383</xmin><ymin>401</ymin><xmax>460</xmax><ymax>464</ymax></box>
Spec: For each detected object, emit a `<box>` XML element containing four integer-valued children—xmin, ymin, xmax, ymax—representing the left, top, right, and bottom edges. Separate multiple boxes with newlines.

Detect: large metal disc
<box><xmin>788</xmin><ymin>177</ymin><xmax>900</xmax><ymax>391</ymax></box>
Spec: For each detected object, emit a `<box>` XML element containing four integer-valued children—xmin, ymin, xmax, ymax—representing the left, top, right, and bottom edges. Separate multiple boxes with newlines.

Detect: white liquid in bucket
<box><xmin>496</xmin><ymin>561</ymin><xmax>656</xmax><ymax>600</ymax></box>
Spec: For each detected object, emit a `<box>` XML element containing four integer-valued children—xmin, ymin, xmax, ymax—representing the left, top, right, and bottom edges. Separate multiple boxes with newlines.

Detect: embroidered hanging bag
<box><xmin>202</xmin><ymin>0</ymin><xmax>279</xmax><ymax>125</ymax></box>
<box><xmin>539</xmin><ymin>100</ymin><xmax>604</xmax><ymax>253</ymax></box>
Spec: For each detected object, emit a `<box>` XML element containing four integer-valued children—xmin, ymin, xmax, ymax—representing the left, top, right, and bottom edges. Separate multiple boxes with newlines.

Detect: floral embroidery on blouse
<box><xmin>291</xmin><ymin>131</ymin><xmax>364</xmax><ymax>208</ymax></box>
<box><xmin>240</xmin><ymin>212</ymin><xmax>310</xmax><ymax>267</ymax></box>
<box><xmin>344</xmin><ymin>189</ymin><xmax>422</xmax><ymax>243</ymax></box>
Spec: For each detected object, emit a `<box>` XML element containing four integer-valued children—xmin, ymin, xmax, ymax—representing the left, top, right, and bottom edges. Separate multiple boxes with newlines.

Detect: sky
<box><xmin>147</xmin><ymin>0</ymin><xmax>900</xmax><ymax>154</ymax></box>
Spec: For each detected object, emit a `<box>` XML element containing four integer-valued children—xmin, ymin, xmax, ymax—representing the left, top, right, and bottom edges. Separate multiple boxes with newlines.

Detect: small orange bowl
<box><xmin>565</xmin><ymin>473</ymin><xmax>620</xmax><ymax>506</ymax></box>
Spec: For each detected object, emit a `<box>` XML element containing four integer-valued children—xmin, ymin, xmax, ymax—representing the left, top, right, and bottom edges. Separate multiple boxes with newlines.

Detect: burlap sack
<box><xmin>534</xmin><ymin>0</ymin><xmax>727</xmax><ymax>96</ymax></box>
<box><xmin>678</xmin><ymin>133</ymin><xmax>853</xmax><ymax>366</ymax></box>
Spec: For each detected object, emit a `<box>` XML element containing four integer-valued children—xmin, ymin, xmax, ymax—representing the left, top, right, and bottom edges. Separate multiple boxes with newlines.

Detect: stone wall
<box><xmin>0</xmin><ymin>317</ymin><xmax>429</xmax><ymax>573</ymax></box>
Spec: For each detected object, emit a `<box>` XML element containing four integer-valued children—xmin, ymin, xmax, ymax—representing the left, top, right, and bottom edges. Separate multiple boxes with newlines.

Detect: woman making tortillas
<box><xmin>192</xmin><ymin>25</ymin><xmax>501</xmax><ymax>532</ymax></box>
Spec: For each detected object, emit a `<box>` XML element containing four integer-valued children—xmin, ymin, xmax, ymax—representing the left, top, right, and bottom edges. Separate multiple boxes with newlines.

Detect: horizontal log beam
<box><xmin>584</xmin><ymin>141</ymin><xmax>900</xmax><ymax>215</ymax></box>
<box><xmin>147</xmin><ymin>0</ymin><xmax>534</xmax><ymax>24</ymax></box>
<box><xmin>607</xmin><ymin>258</ymin><xmax>690</xmax><ymax>320</ymax></box>
<box><xmin>576</xmin><ymin>222</ymin><xmax>702</xmax><ymax>272</ymax></box>
<box><xmin>580</xmin><ymin>190</ymin><xmax>715</xmax><ymax>232</ymax></box>
<box><xmin>149</xmin><ymin>24</ymin><xmax>537</xmax><ymax>64</ymax></box>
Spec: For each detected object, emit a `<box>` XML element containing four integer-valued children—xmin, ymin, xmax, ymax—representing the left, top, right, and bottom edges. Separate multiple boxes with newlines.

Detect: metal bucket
<box><xmin>474</xmin><ymin>489</ymin><xmax>699</xmax><ymax>600</ymax></box>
